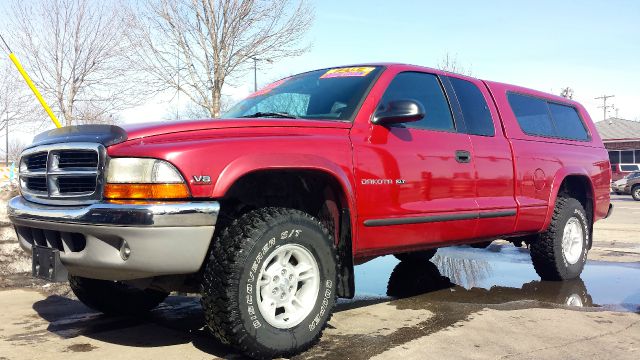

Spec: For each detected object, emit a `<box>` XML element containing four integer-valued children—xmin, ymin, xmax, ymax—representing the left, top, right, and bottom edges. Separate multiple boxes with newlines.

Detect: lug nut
<box><xmin>281</xmin><ymin>269</ymin><xmax>286</xmax><ymax>275</ymax></box>
<box><xmin>272</xmin><ymin>288</ymin><xmax>278</xmax><ymax>295</ymax></box>
<box><xmin>289</xmin><ymin>274</ymin><xmax>293</xmax><ymax>281</ymax></box>
<box><xmin>273</xmin><ymin>275</ymin><xmax>279</xmax><ymax>282</ymax></box>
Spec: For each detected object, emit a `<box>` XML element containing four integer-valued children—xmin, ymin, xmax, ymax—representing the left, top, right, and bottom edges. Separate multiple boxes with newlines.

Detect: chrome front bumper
<box><xmin>8</xmin><ymin>196</ymin><xmax>220</xmax><ymax>280</ymax></box>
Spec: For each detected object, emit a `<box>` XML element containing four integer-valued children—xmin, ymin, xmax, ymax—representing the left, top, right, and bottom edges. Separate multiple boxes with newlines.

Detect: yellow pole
<box><xmin>8</xmin><ymin>53</ymin><xmax>62</xmax><ymax>128</ymax></box>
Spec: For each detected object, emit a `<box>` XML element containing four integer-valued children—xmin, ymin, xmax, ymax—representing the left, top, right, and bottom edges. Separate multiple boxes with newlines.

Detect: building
<box><xmin>595</xmin><ymin>118</ymin><xmax>640</xmax><ymax>165</ymax></box>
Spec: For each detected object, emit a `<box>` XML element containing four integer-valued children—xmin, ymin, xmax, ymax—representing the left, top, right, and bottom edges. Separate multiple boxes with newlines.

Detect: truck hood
<box><xmin>29</xmin><ymin>118</ymin><xmax>352</xmax><ymax>149</ymax></box>
<box><xmin>122</xmin><ymin>118</ymin><xmax>352</xmax><ymax>141</ymax></box>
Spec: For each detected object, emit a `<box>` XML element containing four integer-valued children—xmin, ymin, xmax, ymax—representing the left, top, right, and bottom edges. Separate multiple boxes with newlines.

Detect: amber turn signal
<box><xmin>104</xmin><ymin>183</ymin><xmax>190</xmax><ymax>200</ymax></box>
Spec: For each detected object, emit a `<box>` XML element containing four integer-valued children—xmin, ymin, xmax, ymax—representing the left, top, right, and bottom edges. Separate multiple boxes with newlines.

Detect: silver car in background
<box><xmin>612</xmin><ymin>171</ymin><xmax>640</xmax><ymax>194</ymax></box>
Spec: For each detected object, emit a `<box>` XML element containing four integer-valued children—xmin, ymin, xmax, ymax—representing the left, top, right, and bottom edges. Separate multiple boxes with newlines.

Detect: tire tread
<box><xmin>200</xmin><ymin>207</ymin><xmax>337</xmax><ymax>359</ymax></box>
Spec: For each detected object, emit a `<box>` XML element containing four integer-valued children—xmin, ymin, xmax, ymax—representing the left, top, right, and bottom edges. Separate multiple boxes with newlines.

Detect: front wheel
<box><xmin>632</xmin><ymin>186</ymin><xmax>640</xmax><ymax>201</ymax></box>
<box><xmin>201</xmin><ymin>207</ymin><xmax>337</xmax><ymax>359</ymax></box>
<box><xmin>530</xmin><ymin>197</ymin><xmax>589</xmax><ymax>281</ymax></box>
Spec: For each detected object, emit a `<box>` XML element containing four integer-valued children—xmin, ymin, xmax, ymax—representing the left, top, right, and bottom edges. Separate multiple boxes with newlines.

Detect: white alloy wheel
<box><xmin>561</xmin><ymin>217</ymin><xmax>584</xmax><ymax>265</ymax></box>
<box><xmin>256</xmin><ymin>243</ymin><xmax>320</xmax><ymax>329</ymax></box>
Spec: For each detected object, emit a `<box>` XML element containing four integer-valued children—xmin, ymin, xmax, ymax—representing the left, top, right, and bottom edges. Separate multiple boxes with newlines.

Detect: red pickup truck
<box><xmin>9</xmin><ymin>63</ymin><xmax>612</xmax><ymax>358</ymax></box>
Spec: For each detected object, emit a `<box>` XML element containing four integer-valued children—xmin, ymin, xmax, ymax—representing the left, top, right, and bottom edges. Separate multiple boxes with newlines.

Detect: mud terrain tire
<box><xmin>69</xmin><ymin>276</ymin><xmax>168</xmax><ymax>315</ymax></box>
<box><xmin>201</xmin><ymin>207</ymin><xmax>338</xmax><ymax>359</ymax></box>
<box><xmin>530</xmin><ymin>197</ymin><xmax>589</xmax><ymax>281</ymax></box>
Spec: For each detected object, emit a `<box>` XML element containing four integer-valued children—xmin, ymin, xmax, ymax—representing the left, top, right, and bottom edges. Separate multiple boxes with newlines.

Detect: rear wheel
<box><xmin>201</xmin><ymin>207</ymin><xmax>337</xmax><ymax>359</ymax></box>
<box><xmin>69</xmin><ymin>276</ymin><xmax>168</xmax><ymax>315</ymax></box>
<box><xmin>394</xmin><ymin>248</ymin><xmax>437</xmax><ymax>262</ymax></box>
<box><xmin>632</xmin><ymin>185</ymin><xmax>640</xmax><ymax>201</ymax></box>
<box><xmin>530</xmin><ymin>197</ymin><xmax>589</xmax><ymax>281</ymax></box>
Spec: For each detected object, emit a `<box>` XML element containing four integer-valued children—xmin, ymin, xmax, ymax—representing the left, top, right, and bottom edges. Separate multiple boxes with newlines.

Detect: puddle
<box><xmin>350</xmin><ymin>244</ymin><xmax>640</xmax><ymax>312</ymax></box>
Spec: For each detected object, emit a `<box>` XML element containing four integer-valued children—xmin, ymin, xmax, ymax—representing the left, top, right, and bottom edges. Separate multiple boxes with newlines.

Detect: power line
<box><xmin>0</xmin><ymin>32</ymin><xmax>12</xmax><ymax>53</ymax></box>
<box><xmin>594</xmin><ymin>94</ymin><xmax>615</xmax><ymax>122</ymax></box>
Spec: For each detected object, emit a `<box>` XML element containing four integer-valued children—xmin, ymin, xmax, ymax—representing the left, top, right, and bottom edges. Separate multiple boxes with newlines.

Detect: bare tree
<box><xmin>131</xmin><ymin>0</ymin><xmax>314</xmax><ymax>118</ymax></box>
<box><xmin>437</xmin><ymin>52</ymin><xmax>473</xmax><ymax>76</ymax></box>
<box><xmin>6</xmin><ymin>138</ymin><xmax>27</xmax><ymax>164</ymax></box>
<box><xmin>560</xmin><ymin>87</ymin><xmax>574</xmax><ymax>99</ymax></box>
<box><xmin>6</xmin><ymin>0</ymin><xmax>147</xmax><ymax>126</ymax></box>
<box><xmin>0</xmin><ymin>61</ymin><xmax>39</xmax><ymax>134</ymax></box>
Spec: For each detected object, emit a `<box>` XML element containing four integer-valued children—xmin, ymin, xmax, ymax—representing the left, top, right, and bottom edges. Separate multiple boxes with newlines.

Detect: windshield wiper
<box><xmin>239</xmin><ymin>111</ymin><xmax>298</xmax><ymax>119</ymax></box>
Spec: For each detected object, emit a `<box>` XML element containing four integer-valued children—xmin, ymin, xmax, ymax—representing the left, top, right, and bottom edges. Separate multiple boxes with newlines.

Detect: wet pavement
<box><xmin>352</xmin><ymin>244</ymin><xmax>640</xmax><ymax>313</ymax></box>
<box><xmin>1</xmin><ymin>243</ymin><xmax>638</xmax><ymax>359</ymax></box>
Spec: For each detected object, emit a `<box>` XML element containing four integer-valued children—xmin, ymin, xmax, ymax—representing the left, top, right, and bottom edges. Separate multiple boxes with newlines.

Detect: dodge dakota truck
<box><xmin>8</xmin><ymin>63</ymin><xmax>612</xmax><ymax>358</ymax></box>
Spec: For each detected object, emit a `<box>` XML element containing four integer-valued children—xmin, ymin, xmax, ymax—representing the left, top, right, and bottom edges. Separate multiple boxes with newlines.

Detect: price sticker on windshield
<box><xmin>320</xmin><ymin>67</ymin><xmax>375</xmax><ymax>79</ymax></box>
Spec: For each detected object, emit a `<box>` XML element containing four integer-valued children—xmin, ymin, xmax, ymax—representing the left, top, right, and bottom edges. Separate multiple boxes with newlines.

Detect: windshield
<box><xmin>224</xmin><ymin>66</ymin><xmax>383</xmax><ymax>121</ymax></box>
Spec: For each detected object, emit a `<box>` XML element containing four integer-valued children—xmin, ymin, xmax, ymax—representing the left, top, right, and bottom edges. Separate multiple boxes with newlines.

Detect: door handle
<box><xmin>455</xmin><ymin>150</ymin><xmax>471</xmax><ymax>163</ymax></box>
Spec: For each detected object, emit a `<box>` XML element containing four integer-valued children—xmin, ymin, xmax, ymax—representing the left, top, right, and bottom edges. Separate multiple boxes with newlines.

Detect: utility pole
<box><xmin>594</xmin><ymin>94</ymin><xmax>615</xmax><ymax>122</ymax></box>
<box><xmin>253</xmin><ymin>57</ymin><xmax>257</xmax><ymax>92</ymax></box>
<box><xmin>249</xmin><ymin>57</ymin><xmax>272</xmax><ymax>92</ymax></box>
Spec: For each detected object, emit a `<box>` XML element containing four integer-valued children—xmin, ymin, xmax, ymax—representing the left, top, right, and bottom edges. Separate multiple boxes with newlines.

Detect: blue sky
<box><xmin>288</xmin><ymin>0</ymin><xmax>640</xmax><ymax>122</ymax></box>
<box><xmin>6</xmin><ymin>0</ymin><xmax>640</xmax><ymax>130</ymax></box>
<box><xmin>137</xmin><ymin>0</ymin><xmax>638</xmax><ymax>124</ymax></box>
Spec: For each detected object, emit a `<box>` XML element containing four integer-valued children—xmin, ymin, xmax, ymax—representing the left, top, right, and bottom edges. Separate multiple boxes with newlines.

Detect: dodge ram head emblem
<box><xmin>192</xmin><ymin>175</ymin><xmax>212</xmax><ymax>184</ymax></box>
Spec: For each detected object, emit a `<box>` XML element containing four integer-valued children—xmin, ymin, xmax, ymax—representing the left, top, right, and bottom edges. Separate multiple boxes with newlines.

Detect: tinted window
<box><xmin>380</xmin><ymin>72</ymin><xmax>454</xmax><ymax>131</ymax></box>
<box><xmin>621</xmin><ymin>165</ymin><xmax>639</xmax><ymax>171</ymax></box>
<box><xmin>621</xmin><ymin>151</ymin><xmax>634</xmax><ymax>163</ymax></box>
<box><xmin>609</xmin><ymin>151</ymin><xmax>620</xmax><ymax>164</ymax></box>
<box><xmin>548</xmin><ymin>103</ymin><xmax>589</xmax><ymax>140</ymax></box>
<box><xmin>635</xmin><ymin>150</ymin><xmax>640</xmax><ymax>162</ymax></box>
<box><xmin>449</xmin><ymin>78</ymin><xmax>494</xmax><ymax>136</ymax></box>
<box><xmin>507</xmin><ymin>94</ymin><xmax>555</xmax><ymax>137</ymax></box>
<box><xmin>622</xmin><ymin>165</ymin><xmax>637</xmax><ymax>171</ymax></box>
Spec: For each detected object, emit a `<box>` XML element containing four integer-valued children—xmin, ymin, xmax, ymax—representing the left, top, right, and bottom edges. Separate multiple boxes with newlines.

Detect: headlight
<box><xmin>104</xmin><ymin>158</ymin><xmax>190</xmax><ymax>200</ymax></box>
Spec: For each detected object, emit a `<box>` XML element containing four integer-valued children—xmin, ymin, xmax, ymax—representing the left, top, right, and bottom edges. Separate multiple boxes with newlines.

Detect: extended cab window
<box><xmin>508</xmin><ymin>94</ymin><xmax>555</xmax><ymax>137</ymax></box>
<box><xmin>548</xmin><ymin>103</ymin><xmax>589</xmax><ymax>141</ymax></box>
<box><xmin>379</xmin><ymin>72</ymin><xmax>454</xmax><ymax>131</ymax></box>
<box><xmin>508</xmin><ymin>93</ymin><xmax>590</xmax><ymax>141</ymax></box>
<box><xmin>449</xmin><ymin>77</ymin><xmax>494</xmax><ymax>136</ymax></box>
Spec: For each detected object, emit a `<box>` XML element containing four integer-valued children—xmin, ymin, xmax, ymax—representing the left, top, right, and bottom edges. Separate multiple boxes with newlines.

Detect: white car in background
<box><xmin>612</xmin><ymin>171</ymin><xmax>640</xmax><ymax>194</ymax></box>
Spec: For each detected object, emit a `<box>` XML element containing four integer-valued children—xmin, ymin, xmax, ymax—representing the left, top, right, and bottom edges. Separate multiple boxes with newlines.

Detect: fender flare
<box><xmin>542</xmin><ymin>166</ymin><xmax>596</xmax><ymax>231</ymax></box>
<box><xmin>212</xmin><ymin>153</ymin><xmax>357</xmax><ymax>212</ymax></box>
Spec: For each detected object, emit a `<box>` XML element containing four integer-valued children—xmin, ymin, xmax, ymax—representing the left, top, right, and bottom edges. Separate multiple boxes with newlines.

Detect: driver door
<box><xmin>351</xmin><ymin>71</ymin><xmax>478</xmax><ymax>255</ymax></box>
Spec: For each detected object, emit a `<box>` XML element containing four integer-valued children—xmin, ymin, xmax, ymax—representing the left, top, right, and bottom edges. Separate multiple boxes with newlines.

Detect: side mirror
<box><xmin>372</xmin><ymin>99</ymin><xmax>425</xmax><ymax>126</ymax></box>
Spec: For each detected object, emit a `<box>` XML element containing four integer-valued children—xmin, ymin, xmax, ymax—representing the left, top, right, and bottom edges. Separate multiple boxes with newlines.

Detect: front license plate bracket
<box><xmin>32</xmin><ymin>245</ymin><xmax>68</xmax><ymax>282</ymax></box>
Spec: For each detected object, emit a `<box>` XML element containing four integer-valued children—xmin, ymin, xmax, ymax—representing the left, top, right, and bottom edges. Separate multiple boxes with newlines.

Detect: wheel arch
<box><xmin>543</xmin><ymin>168</ymin><xmax>595</xmax><ymax>247</ymax></box>
<box><xmin>213</xmin><ymin>154</ymin><xmax>357</xmax><ymax>298</ymax></box>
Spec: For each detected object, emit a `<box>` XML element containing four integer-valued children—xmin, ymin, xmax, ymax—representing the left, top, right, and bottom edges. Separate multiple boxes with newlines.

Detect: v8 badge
<box><xmin>192</xmin><ymin>175</ymin><xmax>212</xmax><ymax>184</ymax></box>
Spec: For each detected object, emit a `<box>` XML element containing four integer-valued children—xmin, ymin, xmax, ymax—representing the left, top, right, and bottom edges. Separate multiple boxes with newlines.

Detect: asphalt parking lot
<box><xmin>1</xmin><ymin>195</ymin><xmax>639</xmax><ymax>359</ymax></box>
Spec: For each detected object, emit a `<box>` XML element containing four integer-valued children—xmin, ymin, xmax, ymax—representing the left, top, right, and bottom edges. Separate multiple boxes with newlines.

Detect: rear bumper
<box><xmin>7</xmin><ymin>196</ymin><xmax>219</xmax><ymax>280</ymax></box>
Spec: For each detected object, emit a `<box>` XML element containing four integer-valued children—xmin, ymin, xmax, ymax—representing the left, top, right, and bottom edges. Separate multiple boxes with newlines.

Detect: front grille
<box><xmin>25</xmin><ymin>177</ymin><xmax>47</xmax><ymax>192</ymax></box>
<box><xmin>57</xmin><ymin>150</ymin><xmax>98</xmax><ymax>169</ymax></box>
<box><xmin>57</xmin><ymin>176</ymin><xmax>97</xmax><ymax>193</ymax></box>
<box><xmin>19</xmin><ymin>143</ymin><xmax>105</xmax><ymax>205</ymax></box>
<box><xmin>26</xmin><ymin>152</ymin><xmax>48</xmax><ymax>171</ymax></box>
